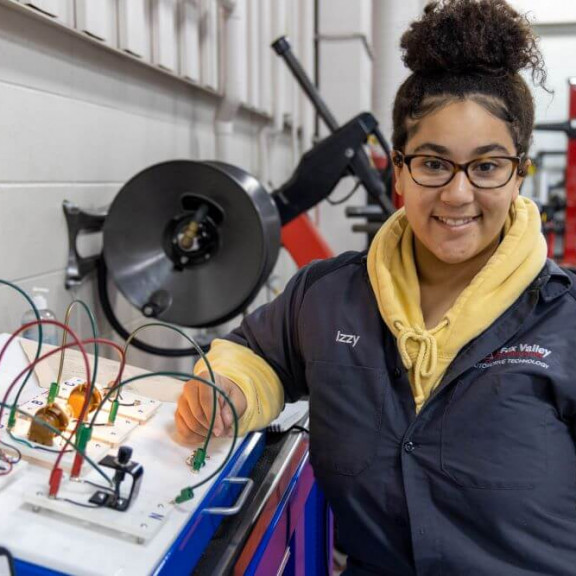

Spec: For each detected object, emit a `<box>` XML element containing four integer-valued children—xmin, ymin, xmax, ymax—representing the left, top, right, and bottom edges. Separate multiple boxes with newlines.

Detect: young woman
<box><xmin>176</xmin><ymin>1</ymin><xmax>576</xmax><ymax>573</ymax></box>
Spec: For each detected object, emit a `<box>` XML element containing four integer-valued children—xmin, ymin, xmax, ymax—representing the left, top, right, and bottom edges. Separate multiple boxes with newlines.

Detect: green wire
<box><xmin>120</xmin><ymin>324</ymin><xmax>217</xmax><ymax>456</ymax></box>
<box><xmin>56</xmin><ymin>299</ymin><xmax>100</xmax><ymax>389</ymax></box>
<box><xmin>91</xmin><ymin>370</ymin><xmax>238</xmax><ymax>497</ymax></box>
<box><xmin>0</xmin><ymin>280</ymin><xmax>42</xmax><ymax>411</ymax></box>
<box><xmin>0</xmin><ymin>400</ymin><xmax>112</xmax><ymax>486</ymax></box>
<box><xmin>53</xmin><ymin>300</ymin><xmax>100</xmax><ymax>432</ymax></box>
<box><xmin>3</xmin><ymin>296</ymin><xmax>100</xmax><ymax>463</ymax></box>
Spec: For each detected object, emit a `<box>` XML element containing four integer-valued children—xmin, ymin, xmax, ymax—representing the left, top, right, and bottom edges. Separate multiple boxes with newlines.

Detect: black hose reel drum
<box><xmin>103</xmin><ymin>160</ymin><xmax>282</xmax><ymax>327</ymax></box>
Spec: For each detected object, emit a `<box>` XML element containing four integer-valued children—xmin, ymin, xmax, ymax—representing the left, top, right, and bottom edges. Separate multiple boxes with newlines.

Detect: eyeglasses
<box><xmin>393</xmin><ymin>152</ymin><xmax>526</xmax><ymax>189</ymax></box>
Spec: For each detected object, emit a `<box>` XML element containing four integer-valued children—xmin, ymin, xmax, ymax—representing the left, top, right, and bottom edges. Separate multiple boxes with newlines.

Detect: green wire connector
<box><xmin>192</xmin><ymin>448</ymin><xmax>207</xmax><ymax>473</ymax></box>
<box><xmin>48</xmin><ymin>382</ymin><xmax>60</xmax><ymax>404</ymax></box>
<box><xmin>173</xmin><ymin>487</ymin><xmax>195</xmax><ymax>504</ymax></box>
<box><xmin>75</xmin><ymin>422</ymin><xmax>92</xmax><ymax>451</ymax></box>
<box><xmin>107</xmin><ymin>399</ymin><xmax>119</xmax><ymax>425</ymax></box>
<box><xmin>7</xmin><ymin>406</ymin><xmax>17</xmax><ymax>430</ymax></box>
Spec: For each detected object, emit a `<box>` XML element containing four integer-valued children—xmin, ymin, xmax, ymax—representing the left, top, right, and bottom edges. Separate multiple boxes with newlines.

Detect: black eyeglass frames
<box><xmin>392</xmin><ymin>152</ymin><xmax>526</xmax><ymax>189</ymax></box>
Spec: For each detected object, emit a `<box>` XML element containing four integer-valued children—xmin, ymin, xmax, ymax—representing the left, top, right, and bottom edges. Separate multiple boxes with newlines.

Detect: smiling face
<box><xmin>394</xmin><ymin>99</ymin><xmax>526</xmax><ymax>265</ymax></box>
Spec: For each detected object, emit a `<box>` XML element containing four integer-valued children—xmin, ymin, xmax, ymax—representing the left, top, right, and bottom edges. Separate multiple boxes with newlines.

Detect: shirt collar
<box><xmin>536</xmin><ymin>259</ymin><xmax>573</xmax><ymax>302</ymax></box>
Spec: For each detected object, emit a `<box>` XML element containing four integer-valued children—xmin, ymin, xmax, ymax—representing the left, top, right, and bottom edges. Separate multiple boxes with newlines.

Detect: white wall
<box><xmin>509</xmin><ymin>1</ymin><xmax>576</xmax><ymax>25</ymax></box>
<box><xmin>0</xmin><ymin>0</ymin><xmax>296</xmax><ymax>373</ymax></box>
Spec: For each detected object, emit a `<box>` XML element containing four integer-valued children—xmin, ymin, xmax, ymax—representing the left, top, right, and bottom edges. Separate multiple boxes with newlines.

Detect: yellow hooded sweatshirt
<box><xmin>194</xmin><ymin>196</ymin><xmax>547</xmax><ymax>430</ymax></box>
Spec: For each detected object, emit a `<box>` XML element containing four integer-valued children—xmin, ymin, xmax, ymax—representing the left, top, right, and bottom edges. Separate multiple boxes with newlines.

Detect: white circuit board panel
<box><xmin>1</xmin><ymin>376</ymin><xmax>161</xmax><ymax>473</ymax></box>
<box><xmin>0</xmin><ymin>334</ymin><xmax>245</xmax><ymax>575</ymax></box>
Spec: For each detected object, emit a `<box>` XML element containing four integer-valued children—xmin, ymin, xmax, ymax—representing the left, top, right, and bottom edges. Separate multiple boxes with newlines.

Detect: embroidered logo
<box><xmin>475</xmin><ymin>343</ymin><xmax>551</xmax><ymax>370</ymax></box>
<box><xmin>336</xmin><ymin>330</ymin><xmax>360</xmax><ymax>348</ymax></box>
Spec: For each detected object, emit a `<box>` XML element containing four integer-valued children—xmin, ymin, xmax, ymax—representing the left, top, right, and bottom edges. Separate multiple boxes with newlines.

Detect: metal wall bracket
<box><xmin>63</xmin><ymin>200</ymin><xmax>108</xmax><ymax>289</ymax></box>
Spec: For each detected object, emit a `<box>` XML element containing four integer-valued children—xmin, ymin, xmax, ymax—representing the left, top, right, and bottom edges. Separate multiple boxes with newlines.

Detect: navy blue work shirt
<box><xmin>225</xmin><ymin>252</ymin><xmax>576</xmax><ymax>575</ymax></box>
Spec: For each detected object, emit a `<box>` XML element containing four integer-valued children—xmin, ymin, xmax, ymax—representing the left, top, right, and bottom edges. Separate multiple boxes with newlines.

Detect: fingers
<box><xmin>198</xmin><ymin>379</ymin><xmax>226</xmax><ymax>436</ymax></box>
<box><xmin>177</xmin><ymin>392</ymin><xmax>205</xmax><ymax>435</ymax></box>
<box><xmin>175</xmin><ymin>411</ymin><xmax>207</xmax><ymax>445</ymax></box>
<box><xmin>174</xmin><ymin>370</ymin><xmax>250</xmax><ymax>444</ymax></box>
<box><xmin>175</xmin><ymin>373</ymin><xmax>231</xmax><ymax>442</ymax></box>
<box><xmin>220</xmin><ymin>395</ymin><xmax>233</xmax><ymax>431</ymax></box>
<box><xmin>179</xmin><ymin>380</ymin><xmax>217</xmax><ymax>437</ymax></box>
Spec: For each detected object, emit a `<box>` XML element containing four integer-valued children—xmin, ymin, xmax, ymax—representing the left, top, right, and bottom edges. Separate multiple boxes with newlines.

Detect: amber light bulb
<box><xmin>67</xmin><ymin>383</ymin><xmax>102</xmax><ymax>420</ymax></box>
<box><xmin>28</xmin><ymin>403</ymin><xmax>70</xmax><ymax>446</ymax></box>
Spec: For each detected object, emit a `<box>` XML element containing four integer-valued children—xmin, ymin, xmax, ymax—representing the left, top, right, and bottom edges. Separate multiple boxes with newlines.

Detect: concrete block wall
<box><xmin>0</xmin><ymin>1</ymin><xmax>296</xmax><ymax>373</ymax></box>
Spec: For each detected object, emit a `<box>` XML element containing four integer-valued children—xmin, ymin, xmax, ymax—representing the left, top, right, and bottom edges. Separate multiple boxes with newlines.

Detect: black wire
<box><xmin>326</xmin><ymin>179</ymin><xmax>361</xmax><ymax>206</ymax></box>
<box><xmin>61</xmin><ymin>498</ymin><xmax>104</xmax><ymax>509</ymax></box>
<box><xmin>97</xmin><ymin>259</ymin><xmax>210</xmax><ymax>357</ymax></box>
<box><xmin>115</xmin><ymin>391</ymin><xmax>135</xmax><ymax>406</ymax></box>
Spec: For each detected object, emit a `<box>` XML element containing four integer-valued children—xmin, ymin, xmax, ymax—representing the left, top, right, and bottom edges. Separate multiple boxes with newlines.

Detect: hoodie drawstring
<box><xmin>394</xmin><ymin>319</ymin><xmax>449</xmax><ymax>409</ymax></box>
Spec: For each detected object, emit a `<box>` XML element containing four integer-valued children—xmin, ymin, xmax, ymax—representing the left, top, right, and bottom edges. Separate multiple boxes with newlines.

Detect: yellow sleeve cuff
<box><xmin>194</xmin><ymin>339</ymin><xmax>284</xmax><ymax>435</ymax></box>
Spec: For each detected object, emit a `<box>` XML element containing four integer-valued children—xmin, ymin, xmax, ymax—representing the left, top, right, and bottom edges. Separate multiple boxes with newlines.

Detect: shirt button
<box><xmin>404</xmin><ymin>441</ymin><xmax>415</xmax><ymax>453</ymax></box>
<box><xmin>393</xmin><ymin>368</ymin><xmax>402</xmax><ymax>378</ymax></box>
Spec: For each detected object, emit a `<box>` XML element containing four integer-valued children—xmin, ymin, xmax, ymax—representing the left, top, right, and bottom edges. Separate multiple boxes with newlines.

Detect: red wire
<box><xmin>0</xmin><ymin>322</ymin><xmax>126</xmax><ymax>494</ymax></box>
<box><xmin>0</xmin><ymin>320</ymin><xmax>90</xmax><ymax>494</ymax></box>
<box><xmin>42</xmin><ymin>338</ymin><xmax>126</xmax><ymax>479</ymax></box>
<box><xmin>0</xmin><ymin>320</ymin><xmax>90</xmax><ymax>425</ymax></box>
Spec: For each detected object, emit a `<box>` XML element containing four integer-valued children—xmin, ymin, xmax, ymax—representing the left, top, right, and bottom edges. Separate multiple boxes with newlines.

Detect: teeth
<box><xmin>436</xmin><ymin>216</ymin><xmax>477</xmax><ymax>226</ymax></box>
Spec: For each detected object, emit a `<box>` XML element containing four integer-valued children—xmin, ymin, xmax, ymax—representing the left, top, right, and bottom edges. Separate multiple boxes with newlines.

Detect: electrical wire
<box><xmin>81</xmin><ymin>478</ymin><xmax>115</xmax><ymax>493</ymax></box>
<box><xmin>0</xmin><ymin>305</ymin><xmax>231</xmax><ymax>501</ymax></box>
<box><xmin>0</xmin><ymin>329</ymin><xmax>91</xmax><ymax>486</ymax></box>
<box><xmin>0</xmin><ymin>321</ymin><xmax>91</xmax><ymax>432</ymax></box>
<box><xmin>56</xmin><ymin>300</ymin><xmax>100</xmax><ymax>388</ymax></box>
<box><xmin>48</xmin><ymin>338</ymin><xmax>125</xmax><ymax>486</ymax></box>
<box><xmin>100</xmin><ymin>323</ymin><xmax>218</xmax><ymax>459</ymax></box>
<box><xmin>97</xmin><ymin>370</ymin><xmax>238</xmax><ymax>497</ymax></box>
<box><xmin>0</xmin><ymin>280</ymin><xmax>42</xmax><ymax>436</ymax></box>
<box><xmin>0</xmin><ymin>400</ymin><xmax>112</xmax><ymax>485</ymax></box>
<box><xmin>0</xmin><ymin>458</ymin><xmax>12</xmax><ymax>475</ymax></box>
<box><xmin>8</xmin><ymin>429</ymin><xmax>73</xmax><ymax>454</ymax></box>
<box><xmin>59</xmin><ymin>497</ymin><xmax>104</xmax><ymax>509</ymax></box>
<box><xmin>326</xmin><ymin>179</ymin><xmax>361</xmax><ymax>205</ymax></box>
<box><xmin>0</xmin><ymin>329</ymin><xmax>125</xmax><ymax>491</ymax></box>
<box><xmin>0</xmin><ymin>436</ymin><xmax>22</xmax><ymax>463</ymax></box>
<box><xmin>0</xmin><ymin>278</ymin><xmax>41</xmax><ymax>470</ymax></box>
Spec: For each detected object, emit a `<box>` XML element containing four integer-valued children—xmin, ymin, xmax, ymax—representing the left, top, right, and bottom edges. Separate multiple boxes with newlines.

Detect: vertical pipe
<box><xmin>371</xmin><ymin>0</ymin><xmax>422</xmax><ymax>138</ymax></box>
<box><xmin>216</xmin><ymin>0</ymin><xmax>246</xmax><ymax>163</ymax></box>
<box><xmin>272</xmin><ymin>0</ymin><xmax>287</xmax><ymax>132</ymax></box>
<box><xmin>300</xmin><ymin>0</ymin><xmax>315</xmax><ymax>152</ymax></box>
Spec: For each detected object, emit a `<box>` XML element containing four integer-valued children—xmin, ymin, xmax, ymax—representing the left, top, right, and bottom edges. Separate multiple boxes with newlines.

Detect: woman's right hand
<box><xmin>175</xmin><ymin>371</ymin><xmax>248</xmax><ymax>445</ymax></box>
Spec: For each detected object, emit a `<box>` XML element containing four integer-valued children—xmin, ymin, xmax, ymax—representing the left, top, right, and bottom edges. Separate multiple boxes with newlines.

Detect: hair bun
<box><xmin>401</xmin><ymin>0</ymin><xmax>541</xmax><ymax>77</ymax></box>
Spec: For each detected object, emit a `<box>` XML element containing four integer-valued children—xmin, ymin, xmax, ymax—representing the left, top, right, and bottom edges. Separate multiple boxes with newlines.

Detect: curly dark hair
<box><xmin>392</xmin><ymin>0</ymin><xmax>548</xmax><ymax>156</ymax></box>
